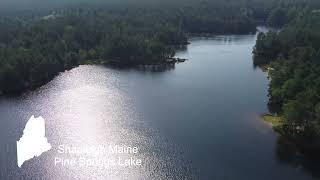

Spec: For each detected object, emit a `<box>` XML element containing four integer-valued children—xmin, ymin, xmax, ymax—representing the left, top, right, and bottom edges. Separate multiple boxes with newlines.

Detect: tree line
<box><xmin>0</xmin><ymin>0</ymin><xmax>317</xmax><ymax>94</ymax></box>
<box><xmin>0</xmin><ymin>1</ymin><xmax>259</xmax><ymax>94</ymax></box>
<box><xmin>254</xmin><ymin>7</ymin><xmax>320</xmax><ymax>144</ymax></box>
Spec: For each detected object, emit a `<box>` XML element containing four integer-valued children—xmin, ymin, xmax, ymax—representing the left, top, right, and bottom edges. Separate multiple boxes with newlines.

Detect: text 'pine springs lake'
<box><xmin>54</xmin><ymin>145</ymin><xmax>142</xmax><ymax>168</ymax></box>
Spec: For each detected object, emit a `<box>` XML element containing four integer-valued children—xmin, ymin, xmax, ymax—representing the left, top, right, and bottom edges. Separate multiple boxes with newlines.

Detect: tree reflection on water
<box><xmin>276</xmin><ymin>136</ymin><xmax>320</xmax><ymax>178</ymax></box>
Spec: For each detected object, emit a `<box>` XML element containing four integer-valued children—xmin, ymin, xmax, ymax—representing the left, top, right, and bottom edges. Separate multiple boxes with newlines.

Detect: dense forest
<box><xmin>0</xmin><ymin>0</ymin><xmax>320</xmax><ymax>97</ymax></box>
<box><xmin>254</xmin><ymin>8</ymin><xmax>320</xmax><ymax>146</ymax></box>
<box><xmin>0</xmin><ymin>0</ymin><xmax>264</xmax><ymax>94</ymax></box>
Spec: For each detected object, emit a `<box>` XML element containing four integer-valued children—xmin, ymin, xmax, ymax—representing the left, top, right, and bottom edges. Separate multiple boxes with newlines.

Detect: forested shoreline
<box><xmin>254</xmin><ymin>7</ymin><xmax>320</xmax><ymax>147</ymax></box>
<box><xmin>0</xmin><ymin>1</ymin><xmax>261</xmax><ymax>94</ymax></box>
<box><xmin>0</xmin><ymin>0</ymin><xmax>320</xmax><ymax>98</ymax></box>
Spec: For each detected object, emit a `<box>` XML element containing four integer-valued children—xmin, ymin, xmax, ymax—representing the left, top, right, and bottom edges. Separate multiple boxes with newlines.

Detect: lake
<box><xmin>0</xmin><ymin>33</ymin><xmax>317</xmax><ymax>179</ymax></box>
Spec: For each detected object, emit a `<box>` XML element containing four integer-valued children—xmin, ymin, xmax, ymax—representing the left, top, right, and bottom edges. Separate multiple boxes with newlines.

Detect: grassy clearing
<box><xmin>262</xmin><ymin>114</ymin><xmax>282</xmax><ymax>128</ymax></box>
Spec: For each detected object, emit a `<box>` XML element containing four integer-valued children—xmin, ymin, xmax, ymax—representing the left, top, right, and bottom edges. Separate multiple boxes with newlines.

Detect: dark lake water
<box><xmin>0</xmin><ymin>33</ymin><xmax>318</xmax><ymax>179</ymax></box>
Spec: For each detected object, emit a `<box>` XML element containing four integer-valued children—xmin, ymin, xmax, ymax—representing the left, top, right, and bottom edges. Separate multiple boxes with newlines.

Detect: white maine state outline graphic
<box><xmin>17</xmin><ymin>115</ymin><xmax>51</xmax><ymax>167</ymax></box>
